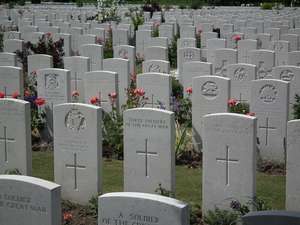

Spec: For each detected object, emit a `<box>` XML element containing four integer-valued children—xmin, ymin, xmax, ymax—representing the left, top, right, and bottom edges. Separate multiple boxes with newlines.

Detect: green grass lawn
<box><xmin>32</xmin><ymin>151</ymin><xmax>285</xmax><ymax>209</ymax></box>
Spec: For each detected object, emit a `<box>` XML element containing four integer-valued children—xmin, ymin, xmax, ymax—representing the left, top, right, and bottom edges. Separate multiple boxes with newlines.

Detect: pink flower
<box><xmin>46</xmin><ymin>32</ymin><xmax>52</xmax><ymax>38</ymax></box>
<box><xmin>90</xmin><ymin>96</ymin><xmax>99</xmax><ymax>105</ymax></box>
<box><xmin>72</xmin><ymin>90</ymin><xmax>80</xmax><ymax>97</ymax></box>
<box><xmin>186</xmin><ymin>87</ymin><xmax>192</xmax><ymax>94</ymax></box>
<box><xmin>228</xmin><ymin>98</ymin><xmax>238</xmax><ymax>107</ymax></box>
<box><xmin>96</xmin><ymin>37</ymin><xmax>103</xmax><ymax>44</ymax></box>
<box><xmin>134</xmin><ymin>88</ymin><xmax>145</xmax><ymax>97</ymax></box>
<box><xmin>0</xmin><ymin>92</ymin><xmax>5</xmax><ymax>98</ymax></box>
<box><xmin>31</xmin><ymin>70</ymin><xmax>37</xmax><ymax>76</ymax></box>
<box><xmin>12</xmin><ymin>91</ymin><xmax>19</xmax><ymax>99</ymax></box>
<box><xmin>63</xmin><ymin>212</ymin><xmax>73</xmax><ymax>221</ymax></box>
<box><xmin>232</xmin><ymin>35</ymin><xmax>242</xmax><ymax>42</ymax></box>
<box><xmin>246</xmin><ymin>112</ymin><xmax>256</xmax><ymax>116</ymax></box>
<box><xmin>34</xmin><ymin>97</ymin><xmax>46</xmax><ymax>106</ymax></box>
<box><xmin>24</xmin><ymin>90</ymin><xmax>31</xmax><ymax>97</ymax></box>
<box><xmin>109</xmin><ymin>92</ymin><xmax>117</xmax><ymax>99</ymax></box>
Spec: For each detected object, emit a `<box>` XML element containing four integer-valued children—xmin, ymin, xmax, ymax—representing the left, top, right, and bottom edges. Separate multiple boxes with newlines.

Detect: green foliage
<box><xmin>16</xmin><ymin>35</ymin><xmax>64</xmax><ymax>73</ymax></box>
<box><xmin>293</xmin><ymin>94</ymin><xmax>300</xmax><ymax>119</ymax></box>
<box><xmin>4</xmin><ymin>168</ymin><xmax>22</xmax><ymax>175</ymax></box>
<box><xmin>0</xmin><ymin>32</ymin><xmax>3</xmax><ymax>52</ymax></box>
<box><xmin>190</xmin><ymin>0</ymin><xmax>202</xmax><ymax>9</ymax></box>
<box><xmin>172</xmin><ymin>77</ymin><xmax>183</xmax><ymax>98</ymax></box>
<box><xmin>190</xmin><ymin>204</ymin><xmax>202</xmax><ymax>225</ymax></box>
<box><xmin>179</xmin><ymin>4</ymin><xmax>187</xmax><ymax>9</ymax></box>
<box><xmin>155</xmin><ymin>183</ymin><xmax>175</xmax><ymax>197</ymax></box>
<box><xmin>130</xmin><ymin>8</ymin><xmax>144</xmax><ymax>31</ymax></box>
<box><xmin>204</xmin><ymin>208</ymin><xmax>239</xmax><ymax>225</ymax></box>
<box><xmin>104</xmin><ymin>28</ymin><xmax>113</xmax><ymax>59</ymax></box>
<box><xmin>175</xmin><ymin>121</ymin><xmax>192</xmax><ymax>161</ymax></box>
<box><xmin>103</xmin><ymin>108</ymin><xmax>124</xmax><ymax>159</ymax></box>
<box><xmin>261</xmin><ymin>2</ymin><xmax>273</xmax><ymax>9</ymax></box>
<box><xmin>168</xmin><ymin>34</ymin><xmax>179</xmax><ymax>69</ymax></box>
<box><xmin>31</xmin><ymin>0</ymin><xmax>41</xmax><ymax>4</ymax></box>
<box><xmin>86</xmin><ymin>195</ymin><xmax>99</xmax><ymax>218</ymax></box>
<box><xmin>76</xmin><ymin>0</ymin><xmax>84</xmax><ymax>7</ymax></box>
<box><xmin>152</xmin><ymin>26</ymin><xmax>159</xmax><ymax>37</ymax></box>
<box><xmin>228</xmin><ymin>99</ymin><xmax>251</xmax><ymax>115</ymax></box>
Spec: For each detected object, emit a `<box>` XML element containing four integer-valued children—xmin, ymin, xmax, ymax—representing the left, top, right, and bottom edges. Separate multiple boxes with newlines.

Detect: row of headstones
<box><xmin>3</xmin><ymin>175</ymin><xmax>299</xmax><ymax>225</ymax></box>
<box><xmin>0</xmin><ymin>55</ymin><xmax>299</xmax><ymax>163</ymax></box>
<box><xmin>1</xmin><ymin>98</ymin><xmax>300</xmax><ymax>213</ymax></box>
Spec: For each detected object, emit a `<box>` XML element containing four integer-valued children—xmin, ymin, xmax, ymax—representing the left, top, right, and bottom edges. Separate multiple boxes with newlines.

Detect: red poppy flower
<box><xmin>232</xmin><ymin>35</ymin><xmax>241</xmax><ymax>41</ymax></box>
<box><xmin>90</xmin><ymin>96</ymin><xmax>99</xmax><ymax>105</ymax></box>
<box><xmin>34</xmin><ymin>97</ymin><xmax>46</xmax><ymax>106</ymax></box>
<box><xmin>72</xmin><ymin>90</ymin><xmax>80</xmax><ymax>97</ymax></box>
<box><xmin>63</xmin><ymin>212</ymin><xmax>73</xmax><ymax>221</ymax></box>
<box><xmin>134</xmin><ymin>88</ymin><xmax>145</xmax><ymax>97</ymax></box>
<box><xmin>12</xmin><ymin>91</ymin><xmax>19</xmax><ymax>99</ymax></box>
<box><xmin>24</xmin><ymin>90</ymin><xmax>31</xmax><ymax>97</ymax></box>
<box><xmin>0</xmin><ymin>92</ymin><xmax>5</xmax><ymax>98</ymax></box>
<box><xmin>228</xmin><ymin>98</ymin><xmax>238</xmax><ymax>107</ymax></box>
<box><xmin>109</xmin><ymin>92</ymin><xmax>117</xmax><ymax>99</ymax></box>
<box><xmin>186</xmin><ymin>87</ymin><xmax>193</xmax><ymax>94</ymax></box>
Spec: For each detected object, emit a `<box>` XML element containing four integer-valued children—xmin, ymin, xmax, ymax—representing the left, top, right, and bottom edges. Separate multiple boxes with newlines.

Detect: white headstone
<box><xmin>0</xmin><ymin>175</ymin><xmax>61</xmax><ymax>225</ymax></box>
<box><xmin>250</xmin><ymin>50</ymin><xmax>275</xmax><ymax>79</ymax></box>
<box><xmin>98</xmin><ymin>192</ymin><xmax>189</xmax><ymax>225</ymax></box>
<box><xmin>54</xmin><ymin>103</ymin><xmax>102</xmax><ymax>204</ymax></box>
<box><xmin>79</xmin><ymin>44</ymin><xmax>103</xmax><ymax>71</ymax></box>
<box><xmin>286</xmin><ymin>120</ymin><xmax>300</xmax><ymax>211</ymax></box>
<box><xmin>250</xmin><ymin>79</ymin><xmax>289</xmax><ymax>162</ymax></box>
<box><xmin>124</xmin><ymin>108</ymin><xmax>175</xmax><ymax>193</ymax></box>
<box><xmin>0</xmin><ymin>99</ymin><xmax>31</xmax><ymax>175</ymax></box>
<box><xmin>84</xmin><ymin>71</ymin><xmax>119</xmax><ymax>113</ymax></box>
<box><xmin>202</xmin><ymin>113</ymin><xmax>256</xmax><ymax>212</ymax></box>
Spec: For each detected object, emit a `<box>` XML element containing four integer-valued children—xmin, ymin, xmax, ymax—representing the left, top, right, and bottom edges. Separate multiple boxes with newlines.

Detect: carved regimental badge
<box><xmin>234</xmin><ymin>67</ymin><xmax>247</xmax><ymax>81</ymax></box>
<box><xmin>280</xmin><ymin>70</ymin><xmax>294</xmax><ymax>82</ymax></box>
<box><xmin>259</xmin><ymin>84</ymin><xmax>277</xmax><ymax>103</ymax></box>
<box><xmin>65</xmin><ymin>108</ymin><xmax>86</xmax><ymax>132</ymax></box>
<box><xmin>201</xmin><ymin>81</ymin><xmax>218</xmax><ymax>98</ymax></box>
<box><xmin>45</xmin><ymin>73</ymin><xmax>59</xmax><ymax>90</ymax></box>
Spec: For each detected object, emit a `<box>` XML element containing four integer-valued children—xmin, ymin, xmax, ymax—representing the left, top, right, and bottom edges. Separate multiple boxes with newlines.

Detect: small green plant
<box><xmin>168</xmin><ymin>34</ymin><xmax>179</xmax><ymax>69</ymax></box>
<box><xmin>104</xmin><ymin>28</ymin><xmax>113</xmax><ymax>59</ymax></box>
<box><xmin>261</xmin><ymin>2</ymin><xmax>273</xmax><ymax>10</ymax></box>
<box><xmin>228</xmin><ymin>98</ymin><xmax>254</xmax><ymax>116</ymax></box>
<box><xmin>103</xmin><ymin>108</ymin><xmax>124</xmax><ymax>159</ymax></box>
<box><xmin>76</xmin><ymin>0</ymin><xmax>84</xmax><ymax>7</ymax></box>
<box><xmin>130</xmin><ymin>8</ymin><xmax>144</xmax><ymax>31</ymax></box>
<box><xmin>204</xmin><ymin>207</ymin><xmax>239</xmax><ymax>225</ymax></box>
<box><xmin>293</xmin><ymin>94</ymin><xmax>300</xmax><ymax>119</ymax></box>
<box><xmin>5</xmin><ymin>168</ymin><xmax>22</xmax><ymax>175</ymax></box>
<box><xmin>0</xmin><ymin>32</ymin><xmax>3</xmax><ymax>52</ymax></box>
<box><xmin>155</xmin><ymin>183</ymin><xmax>174</xmax><ymax>197</ymax></box>
<box><xmin>190</xmin><ymin>0</ymin><xmax>202</xmax><ymax>9</ymax></box>
<box><xmin>190</xmin><ymin>203</ymin><xmax>202</xmax><ymax>225</ymax></box>
<box><xmin>86</xmin><ymin>195</ymin><xmax>99</xmax><ymax>218</ymax></box>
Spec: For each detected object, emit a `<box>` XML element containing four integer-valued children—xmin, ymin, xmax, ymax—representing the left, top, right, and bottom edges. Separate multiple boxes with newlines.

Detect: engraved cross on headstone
<box><xmin>238</xmin><ymin>93</ymin><xmax>248</xmax><ymax>104</ymax></box>
<box><xmin>136</xmin><ymin>138</ymin><xmax>158</xmax><ymax>177</ymax></box>
<box><xmin>65</xmin><ymin>153</ymin><xmax>86</xmax><ymax>189</ymax></box>
<box><xmin>98</xmin><ymin>91</ymin><xmax>108</xmax><ymax>106</ymax></box>
<box><xmin>216</xmin><ymin>145</ymin><xmax>239</xmax><ymax>185</ymax></box>
<box><xmin>259</xmin><ymin>117</ymin><xmax>276</xmax><ymax>146</ymax></box>
<box><xmin>145</xmin><ymin>94</ymin><xmax>165</xmax><ymax>109</ymax></box>
<box><xmin>0</xmin><ymin>126</ymin><xmax>15</xmax><ymax>163</ymax></box>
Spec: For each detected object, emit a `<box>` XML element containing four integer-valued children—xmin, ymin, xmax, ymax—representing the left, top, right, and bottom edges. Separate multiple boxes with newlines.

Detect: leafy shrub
<box><xmin>190</xmin><ymin>0</ymin><xmax>202</xmax><ymax>9</ymax></box>
<box><xmin>168</xmin><ymin>34</ymin><xmax>179</xmax><ymax>69</ymax></box>
<box><xmin>204</xmin><ymin>208</ymin><xmax>239</xmax><ymax>225</ymax></box>
<box><xmin>104</xmin><ymin>27</ymin><xmax>113</xmax><ymax>59</ymax></box>
<box><xmin>76</xmin><ymin>0</ymin><xmax>84</xmax><ymax>7</ymax></box>
<box><xmin>16</xmin><ymin>34</ymin><xmax>64</xmax><ymax>73</ymax></box>
<box><xmin>31</xmin><ymin>0</ymin><xmax>41</xmax><ymax>4</ymax></box>
<box><xmin>293</xmin><ymin>94</ymin><xmax>300</xmax><ymax>119</ymax></box>
<box><xmin>261</xmin><ymin>2</ymin><xmax>273</xmax><ymax>10</ymax></box>
<box><xmin>142</xmin><ymin>0</ymin><xmax>161</xmax><ymax>16</ymax></box>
